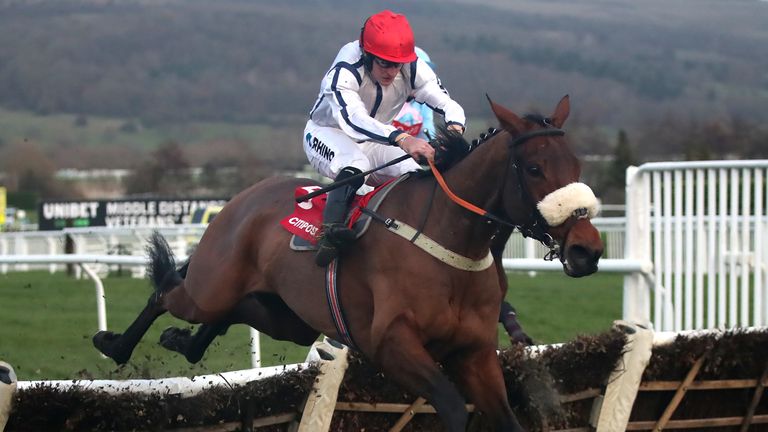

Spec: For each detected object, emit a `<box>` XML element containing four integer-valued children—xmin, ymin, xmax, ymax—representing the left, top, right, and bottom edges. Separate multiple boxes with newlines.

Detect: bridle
<box><xmin>506</xmin><ymin>125</ymin><xmax>566</xmax><ymax>260</ymax></box>
<box><xmin>429</xmin><ymin>123</ymin><xmax>566</xmax><ymax>261</ymax></box>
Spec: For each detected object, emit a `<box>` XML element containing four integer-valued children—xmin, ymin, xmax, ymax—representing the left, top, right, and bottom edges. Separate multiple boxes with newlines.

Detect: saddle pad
<box><xmin>280</xmin><ymin>186</ymin><xmax>327</xmax><ymax>245</ymax></box>
<box><xmin>282</xmin><ymin>175</ymin><xmax>409</xmax><ymax>251</ymax></box>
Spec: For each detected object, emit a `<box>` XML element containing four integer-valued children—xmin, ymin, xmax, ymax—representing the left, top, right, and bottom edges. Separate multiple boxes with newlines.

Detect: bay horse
<box><xmin>93</xmin><ymin>95</ymin><xmax>603</xmax><ymax>432</ymax></box>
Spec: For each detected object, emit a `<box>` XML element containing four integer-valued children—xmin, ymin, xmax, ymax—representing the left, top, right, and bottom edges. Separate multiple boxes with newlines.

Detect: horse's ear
<box><xmin>550</xmin><ymin>95</ymin><xmax>570</xmax><ymax>128</ymax></box>
<box><xmin>487</xmin><ymin>94</ymin><xmax>527</xmax><ymax>134</ymax></box>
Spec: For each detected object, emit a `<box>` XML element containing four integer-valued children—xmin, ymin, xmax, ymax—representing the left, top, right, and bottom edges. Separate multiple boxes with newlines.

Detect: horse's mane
<box><xmin>425</xmin><ymin>123</ymin><xmax>501</xmax><ymax>172</ymax></box>
<box><xmin>430</xmin><ymin>124</ymin><xmax>472</xmax><ymax>171</ymax></box>
<box><xmin>419</xmin><ymin>112</ymin><xmax>548</xmax><ymax>175</ymax></box>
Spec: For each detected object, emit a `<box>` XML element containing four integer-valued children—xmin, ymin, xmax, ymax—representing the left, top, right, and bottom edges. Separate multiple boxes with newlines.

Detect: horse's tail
<box><xmin>146</xmin><ymin>231</ymin><xmax>183</xmax><ymax>293</ymax></box>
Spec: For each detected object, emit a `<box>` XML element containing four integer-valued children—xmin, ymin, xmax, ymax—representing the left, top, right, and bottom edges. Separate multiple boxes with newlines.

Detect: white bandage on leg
<box><xmin>536</xmin><ymin>182</ymin><xmax>600</xmax><ymax>226</ymax></box>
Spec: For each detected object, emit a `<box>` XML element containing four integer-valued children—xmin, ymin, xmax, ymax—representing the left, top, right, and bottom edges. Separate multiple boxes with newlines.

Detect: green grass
<box><xmin>501</xmin><ymin>270</ymin><xmax>623</xmax><ymax>344</ymax></box>
<box><xmin>0</xmin><ymin>270</ymin><xmax>622</xmax><ymax>381</ymax></box>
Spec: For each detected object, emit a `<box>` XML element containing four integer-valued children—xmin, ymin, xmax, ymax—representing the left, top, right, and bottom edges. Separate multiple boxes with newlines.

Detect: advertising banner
<box><xmin>38</xmin><ymin>197</ymin><xmax>228</xmax><ymax>231</ymax></box>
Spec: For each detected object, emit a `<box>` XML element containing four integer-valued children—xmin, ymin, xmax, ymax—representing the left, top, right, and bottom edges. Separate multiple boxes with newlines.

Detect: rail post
<box><xmin>623</xmin><ymin>166</ymin><xmax>653</xmax><ymax>327</ymax></box>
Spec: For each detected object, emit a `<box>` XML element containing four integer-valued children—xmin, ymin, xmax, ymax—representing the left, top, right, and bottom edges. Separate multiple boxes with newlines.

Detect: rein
<box><xmin>428</xmin><ymin>159</ymin><xmax>514</xmax><ymax>228</ymax></box>
<box><xmin>428</xmin><ymin>127</ymin><xmax>566</xmax><ymax>260</ymax></box>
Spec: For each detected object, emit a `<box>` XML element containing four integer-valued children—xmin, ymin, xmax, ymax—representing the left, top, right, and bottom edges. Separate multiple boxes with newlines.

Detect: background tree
<box><xmin>0</xmin><ymin>139</ymin><xmax>81</xmax><ymax>203</ymax></box>
<box><xmin>0</xmin><ymin>0</ymin><xmax>766</xmax><ymax>129</ymax></box>
<box><xmin>599</xmin><ymin>129</ymin><xmax>636</xmax><ymax>204</ymax></box>
<box><xmin>199</xmin><ymin>161</ymin><xmax>222</xmax><ymax>195</ymax></box>
<box><xmin>125</xmin><ymin>140</ymin><xmax>192</xmax><ymax>197</ymax></box>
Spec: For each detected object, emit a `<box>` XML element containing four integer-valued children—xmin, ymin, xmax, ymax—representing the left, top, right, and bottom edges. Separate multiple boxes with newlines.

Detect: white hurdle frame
<box><xmin>624</xmin><ymin>160</ymin><xmax>768</xmax><ymax>332</ymax></box>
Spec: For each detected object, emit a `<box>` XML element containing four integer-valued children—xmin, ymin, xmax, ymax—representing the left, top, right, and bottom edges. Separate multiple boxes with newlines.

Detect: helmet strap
<box><xmin>360</xmin><ymin>17</ymin><xmax>372</xmax><ymax>72</ymax></box>
<box><xmin>359</xmin><ymin>17</ymin><xmax>369</xmax><ymax>49</ymax></box>
<box><xmin>361</xmin><ymin>52</ymin><xmax>373</xmax><ymax>73</ymax></box>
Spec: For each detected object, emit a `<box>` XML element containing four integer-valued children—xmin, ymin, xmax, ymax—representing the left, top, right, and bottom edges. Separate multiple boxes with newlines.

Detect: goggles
<box><xmin>373</xmin><ymin>57</ymin><xmax>403</xmax><ymax>69</ymax></box>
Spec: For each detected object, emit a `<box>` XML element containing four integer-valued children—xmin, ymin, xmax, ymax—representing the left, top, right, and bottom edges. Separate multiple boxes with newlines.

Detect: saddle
<box><xmin>280</xmin><ymin>176</ymin><xmax>409</xmax><ymax>251</ymax></box>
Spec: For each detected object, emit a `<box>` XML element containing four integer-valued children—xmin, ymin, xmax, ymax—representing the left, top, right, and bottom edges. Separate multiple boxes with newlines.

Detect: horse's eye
<box><xmin>526</xmin><ymin>165</ymin><xmax>543</xmax><ymax>177</ymax></box>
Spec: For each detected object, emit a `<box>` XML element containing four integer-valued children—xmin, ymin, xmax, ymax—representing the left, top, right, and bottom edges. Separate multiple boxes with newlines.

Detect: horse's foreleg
<box><xmin>446</xmin><ymin>347</ymin><xmax>524</xmax><ymax>432</ymax></box>
<box><xmin>499</xmin><ymin>301</ymin><xmax>533</xmax><ymax>346</ymax></box>
<box><xmin>375</xmin><ymin>316</ymin><xmax>468</xmax><ymax>432</ymax></box>
<box><xmin>492</xmin><ymin>228</ymin><xmax>533</xmax><ymax>346</ymax></box>
<box><xmin>93</xmin><ymin>291</ymin><xmax>167</xmax><ymax>365</ymax></box>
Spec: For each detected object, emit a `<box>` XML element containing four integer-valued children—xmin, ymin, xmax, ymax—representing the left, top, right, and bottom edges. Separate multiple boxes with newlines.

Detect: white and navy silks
<box><xmin>303</xmin><ymin>41</ymin><xmax>465</xmax><ymax>187</ymax></box>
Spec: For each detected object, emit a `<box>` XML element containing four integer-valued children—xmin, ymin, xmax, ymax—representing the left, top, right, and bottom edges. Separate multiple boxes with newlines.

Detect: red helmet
<box><xmin>361</xmin><ymin>10</ymin><xmax>417</xmax><ymax>63</ymax></box>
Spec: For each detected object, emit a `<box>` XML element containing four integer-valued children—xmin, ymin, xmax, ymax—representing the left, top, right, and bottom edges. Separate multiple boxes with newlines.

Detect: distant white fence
<box><xmin>0</xmin><ymin>224</ymin><xmax>206</xmax><ymax>277</ymax></box>
<box><xmin>0</xmin><ymin>218</ymin><xmax>628</xmax><ymax>275</ymax></box>
<box><xmin>623</xmin><ymin>160</ymin><xmax>768</xmax><ymax>332</ymax></box>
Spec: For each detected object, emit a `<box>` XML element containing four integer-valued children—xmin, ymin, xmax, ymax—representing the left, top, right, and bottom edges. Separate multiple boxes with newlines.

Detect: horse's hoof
<box><xmin>92</xmin><ymin>331</ymin><xmax>117</xmax><ymax>351</ymax></box>
<box><xmin>159</xmin><ymin>327</ymin><xmax>192</xmax><ymax>353</ymax></box>
<box><xmin>93</xmin><ymin>331</ymin><xmax>130</xmax><ymax>364</ymax></box>
<box><xmin>184</xmin><ymin>350</ymin><xmax>204</xmax><ymax>364</ymax></box>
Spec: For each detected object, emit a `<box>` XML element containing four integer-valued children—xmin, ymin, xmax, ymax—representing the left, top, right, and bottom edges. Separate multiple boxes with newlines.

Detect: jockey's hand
<box><xmin>447</xmin><ymin>124</ymin><xmax>465</xmax><ymax>135</ymax></box>
<box><xmin>398</xmin><ymin>134</ymin><xmax>435</xmax><ymax>164</ymax></box>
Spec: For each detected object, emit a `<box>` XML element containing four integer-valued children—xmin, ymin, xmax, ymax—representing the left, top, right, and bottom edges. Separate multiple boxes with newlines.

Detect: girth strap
<box><xmin>325</xmin><ymin>259</ymin><xmax>358</xmax><ymax>350</ymax></box>
<box><xmin>360</xmin><ymin>208</ymin><xmax>494</xmax><ymax>272</ymax></box>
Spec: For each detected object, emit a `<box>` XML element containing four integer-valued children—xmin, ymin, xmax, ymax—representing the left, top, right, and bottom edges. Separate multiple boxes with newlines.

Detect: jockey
<box><xmin>304</xmin><ymin>9</ymin><xmax>466</xmax><ymax>266</ymax></box>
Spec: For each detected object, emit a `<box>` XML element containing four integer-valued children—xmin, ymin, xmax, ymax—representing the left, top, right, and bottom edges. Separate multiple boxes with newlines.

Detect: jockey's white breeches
<box><xmin>303</xmin><ymin>119</ymin><xmax>421</xmax><ymax>187</ymax></box>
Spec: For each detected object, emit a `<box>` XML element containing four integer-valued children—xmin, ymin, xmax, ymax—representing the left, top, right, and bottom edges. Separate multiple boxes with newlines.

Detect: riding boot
<box><xmin>315</xmin><ymin>167</ymin><xmax>363</xmax><ymax>267</ymax></box>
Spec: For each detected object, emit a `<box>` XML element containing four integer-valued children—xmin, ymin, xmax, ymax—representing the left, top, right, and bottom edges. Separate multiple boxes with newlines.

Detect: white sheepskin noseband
<box><xmin>536</xmin><ymin>182</ymin><xmax>600</xmax><ymax>226</ymax></box>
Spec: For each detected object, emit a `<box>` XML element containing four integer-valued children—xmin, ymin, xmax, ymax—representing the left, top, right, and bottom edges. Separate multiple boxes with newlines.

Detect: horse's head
<box><xmin>489</xmin><ymin>95</ymin><xmax>604</xmax><ymax>277</ymax></box>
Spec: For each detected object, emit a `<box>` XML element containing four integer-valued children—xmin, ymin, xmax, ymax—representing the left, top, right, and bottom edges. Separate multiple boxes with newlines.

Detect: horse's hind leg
<box><xmin>92</xmin><ymin>232</ymin><xmax>183</xmax><ymax>365</ymax></box>
<box><xmin>159</xmin><ymin>322</ymin><xmax>228</xmax><ymax>363</ymax></box>
<box><xmin>159</xmin><ymin>292</ymin><xmax>319</xmax><ymax>363</ymax></box>
<box><xmin>375</xmin><ymin>316</ymin><xmax>469</xmax><ymax>432</ymax></box>
<box><xmin>93</xmin><ymin>291</ymin><xmax>169</xmax><ymax>364</ymax></box>
<box><xmin>231</xmin><ymin>293</ymin><xmax>319</xmax><ymax>345</ymax></box>
<box><xmin>445</xmin><ymin>347</ymin><xmax>524</xmax><ymax>432</ymax></box>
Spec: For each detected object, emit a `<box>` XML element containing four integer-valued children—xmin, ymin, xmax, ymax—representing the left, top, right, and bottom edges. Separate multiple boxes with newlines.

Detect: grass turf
<box><xmin>0</xmin><ymin>270</ymin><xmax>622</xmax><ymax>380</ymax></box>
